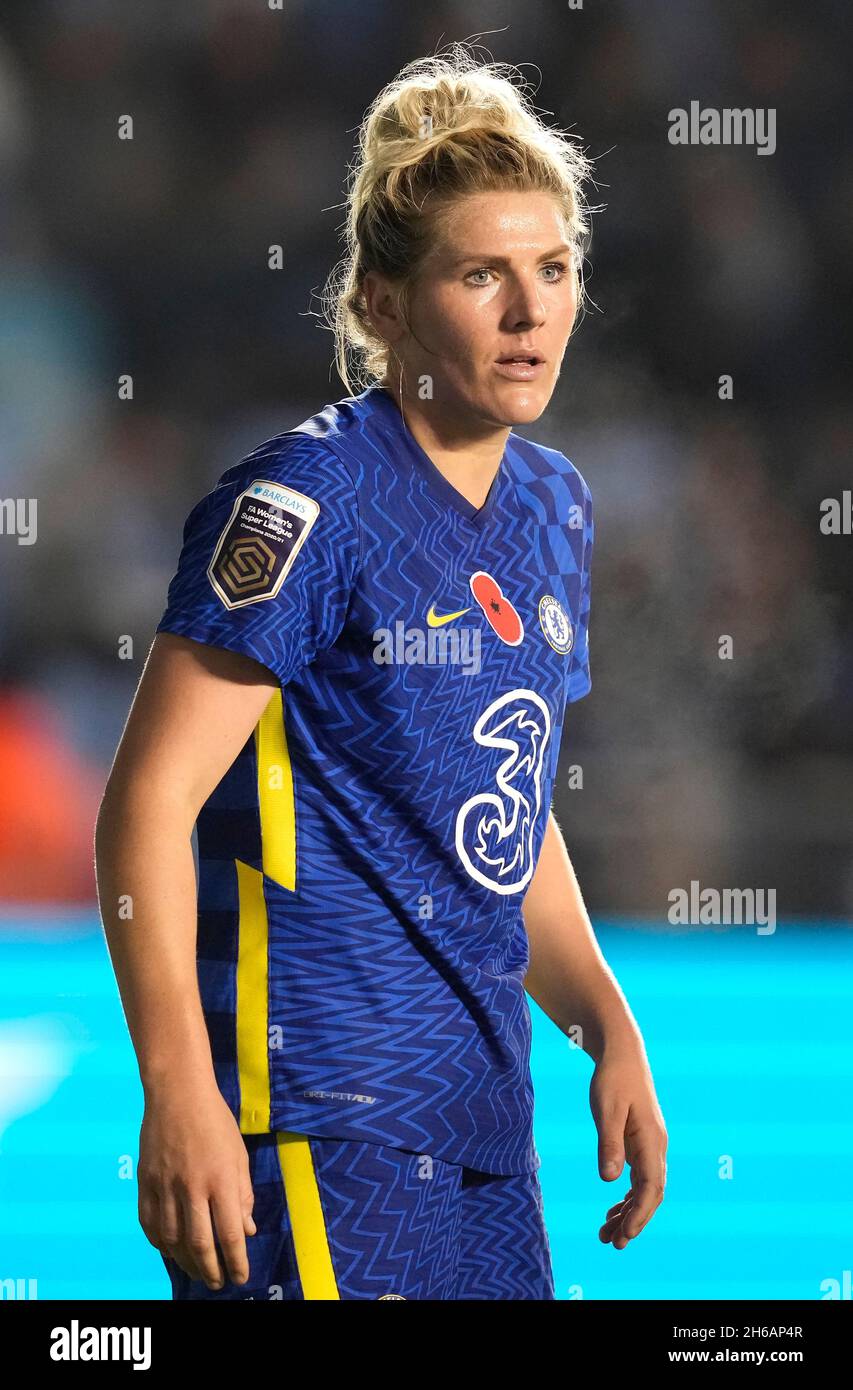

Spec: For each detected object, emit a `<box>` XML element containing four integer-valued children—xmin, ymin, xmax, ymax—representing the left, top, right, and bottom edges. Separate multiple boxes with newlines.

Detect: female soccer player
<box><xmin>96</xmin><ymin>47</ymin><xmax>667</xmax><ymax>1301</ymax></box>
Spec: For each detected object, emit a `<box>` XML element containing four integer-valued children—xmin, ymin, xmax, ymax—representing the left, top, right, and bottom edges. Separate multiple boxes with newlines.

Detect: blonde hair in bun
<box><xmin>321</xmin><ymin>41</ymin><xmax>595</xmax><ymax>394</ymax></box>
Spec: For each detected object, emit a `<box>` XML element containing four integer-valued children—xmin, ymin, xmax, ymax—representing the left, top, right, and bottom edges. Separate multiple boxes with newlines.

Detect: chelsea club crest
<box><xmin>538</xmin><ymin>594</ymin><xmax>574</xmax><ymax>655</ymax></box>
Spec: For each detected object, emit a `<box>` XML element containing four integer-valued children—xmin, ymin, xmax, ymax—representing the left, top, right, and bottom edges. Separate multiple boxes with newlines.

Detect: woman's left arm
<box><xmin>522</xmin><ymin>808</ymin><xmax>668</xmax><ymax>1249</ymax></box>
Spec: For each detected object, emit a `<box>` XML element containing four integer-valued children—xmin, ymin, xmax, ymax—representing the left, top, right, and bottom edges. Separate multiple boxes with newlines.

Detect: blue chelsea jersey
<box><xmin>155</xmin><ymin>384</ymin><xmax>593</xmax><ymax>1174</ymax></box>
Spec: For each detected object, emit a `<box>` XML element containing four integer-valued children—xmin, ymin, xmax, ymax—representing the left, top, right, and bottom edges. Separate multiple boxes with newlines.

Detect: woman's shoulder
<box><xmin>213</xmin><ymin>409</ymin><xmax>361</xmax><ymax>503</ymax></box>
<box><xmin>509</xmin><ymin>429</ymin><xmax>592</xmax><ymax>509</ymax></box>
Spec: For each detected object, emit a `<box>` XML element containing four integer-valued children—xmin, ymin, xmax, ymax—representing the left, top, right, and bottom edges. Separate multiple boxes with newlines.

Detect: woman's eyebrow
<box><xmin>450</xmin><ymin>243</ymin><xmax>573</xmax><ymax>267</ymax></box>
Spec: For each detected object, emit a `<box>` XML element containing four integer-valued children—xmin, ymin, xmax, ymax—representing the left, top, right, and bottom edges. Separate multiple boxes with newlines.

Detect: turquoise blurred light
<box><xmin>0</xmin><ymin>915</ymin><xmax>850</xmax><ymax>1300</ymax></box>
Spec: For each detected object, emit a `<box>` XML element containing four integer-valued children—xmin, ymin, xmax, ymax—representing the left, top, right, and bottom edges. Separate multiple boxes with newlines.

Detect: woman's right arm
<box><xmin>94</xmin><ymin>629</ymin><xmax>280</xmax><ymax>1291</ymax></box>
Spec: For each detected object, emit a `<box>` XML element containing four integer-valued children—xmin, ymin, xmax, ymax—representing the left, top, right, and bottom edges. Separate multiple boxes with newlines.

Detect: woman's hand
<box><xmin>138</xmin><ymin>1083</ymin><xmax>257</xmax><ymax>1290</ymax></box>
<box><xmin>589</xmin><ymin>1039</ymin><xmax>667</xmax><ymax>1249</ymax></box>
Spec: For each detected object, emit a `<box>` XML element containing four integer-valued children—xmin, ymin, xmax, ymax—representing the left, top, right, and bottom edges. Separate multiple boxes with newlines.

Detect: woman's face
<box><xmin>374</xmin><ymin>189</ymin><xmax>579</xmax><ymax>427</ymax></box>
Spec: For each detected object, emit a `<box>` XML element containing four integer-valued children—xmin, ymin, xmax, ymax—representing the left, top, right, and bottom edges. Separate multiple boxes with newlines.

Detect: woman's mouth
<box><xmin>494</xmin><ymin>353</ymin><xmax>546</xmax><ymax>381</ymax></box>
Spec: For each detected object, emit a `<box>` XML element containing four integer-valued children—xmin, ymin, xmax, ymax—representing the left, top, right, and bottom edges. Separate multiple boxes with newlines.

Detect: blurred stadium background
<box><xmin>0</xmin><ymin>0</ymin><xmax>851</xmax><ymax>1300</ymax></box>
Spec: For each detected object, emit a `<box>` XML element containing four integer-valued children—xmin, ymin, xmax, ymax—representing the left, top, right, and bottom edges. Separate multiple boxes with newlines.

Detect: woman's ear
<box><xmin>363</xmin><ymin>271</ymin><xmax>408</xmax><ymax>349</ymax></box>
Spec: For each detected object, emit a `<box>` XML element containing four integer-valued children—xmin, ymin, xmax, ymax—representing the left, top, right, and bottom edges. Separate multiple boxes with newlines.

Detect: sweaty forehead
<box><xmin>430</xmin><ymin>195</ymin><xmax>569</xmax><ymax>259</ymax></box>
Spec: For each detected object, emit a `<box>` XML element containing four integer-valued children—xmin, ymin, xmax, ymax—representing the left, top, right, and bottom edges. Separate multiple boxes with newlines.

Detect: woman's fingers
<box><xmin>179</xmin><ymin>1192</ymin><xmax>227</xmax><ymax>1290</ymax></box>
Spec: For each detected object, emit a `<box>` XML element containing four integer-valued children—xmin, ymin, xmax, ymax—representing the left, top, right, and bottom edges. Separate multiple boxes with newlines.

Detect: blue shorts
<box><xmin>162</xmin><ymin>1130</ymin><xmax>555</xmax><ymax>1300</ymax></box>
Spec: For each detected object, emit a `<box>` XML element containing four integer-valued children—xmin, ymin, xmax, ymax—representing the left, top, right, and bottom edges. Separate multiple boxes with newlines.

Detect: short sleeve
<box><xmin>566</xmin><ymin>476</ymin><xmax>593</xmax><ymax>704</ymax></box>
<box><xmin>155</xmin><ymin>436</ymin><xmax>361</xmax><ymax>686</ymax></box>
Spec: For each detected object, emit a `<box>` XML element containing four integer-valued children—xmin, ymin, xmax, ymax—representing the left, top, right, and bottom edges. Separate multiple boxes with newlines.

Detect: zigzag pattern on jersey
<box><xmin>158</xmin><ymin>384</ymin><xmax>592</xmax><ymax>1176</ymax></box>
<box><xmin>228</xmin><ymin>396</ymin><xmax>589</xmax><ymax>1169</ymax></box>
<box><xmin>158</xmin><ymin>434</ymin><xmax>361</xmax><ymax>688</ymax></box>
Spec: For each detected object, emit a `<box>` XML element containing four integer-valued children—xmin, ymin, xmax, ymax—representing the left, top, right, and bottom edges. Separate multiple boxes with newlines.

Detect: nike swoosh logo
<box><xmin>426</xmin><ymin>603</ymin><xmax>472</xmax><ymax>627</ymax></box>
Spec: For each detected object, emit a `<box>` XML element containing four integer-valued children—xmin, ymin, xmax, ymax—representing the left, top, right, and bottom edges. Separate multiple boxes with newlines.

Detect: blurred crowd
<box><xmin>0</xmin><ymin>0</ymin><xmax>850</xmax><ymax>912</ymax></box>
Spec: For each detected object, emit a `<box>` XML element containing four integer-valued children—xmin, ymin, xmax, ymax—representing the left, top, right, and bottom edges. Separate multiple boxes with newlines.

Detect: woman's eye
<box><xmin>465</xmin><ymin>262</ymin><xmax>570</xmax><ymax>287</ymax></box>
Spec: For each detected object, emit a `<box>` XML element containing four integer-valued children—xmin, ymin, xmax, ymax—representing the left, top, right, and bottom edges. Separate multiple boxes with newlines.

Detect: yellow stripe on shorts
<box><xmin>275</xmin><ymin>1132</ymin><xmax>340</xmax><ymax>1299</ymax></box>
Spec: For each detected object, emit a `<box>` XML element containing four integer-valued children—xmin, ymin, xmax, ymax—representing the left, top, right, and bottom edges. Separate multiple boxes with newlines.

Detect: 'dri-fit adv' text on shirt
<box><xmin>155</xmin><ymin>384</ymin><xmax>593</xmax><ymax>1175</ymax></box>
